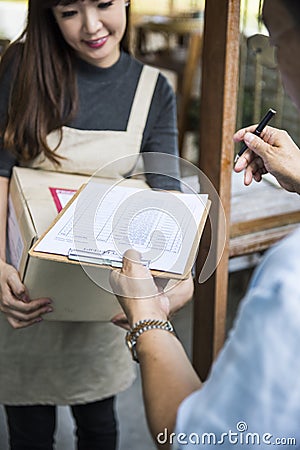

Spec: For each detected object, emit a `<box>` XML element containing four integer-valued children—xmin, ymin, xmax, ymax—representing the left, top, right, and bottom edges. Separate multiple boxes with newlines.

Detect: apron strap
<box><xmin>126</xmin><ymin>65</ymin><xmax>160</xmax><ymax>134</ymax></box>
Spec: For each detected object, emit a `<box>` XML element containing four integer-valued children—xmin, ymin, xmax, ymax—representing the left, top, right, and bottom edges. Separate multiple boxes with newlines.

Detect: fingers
<box><xmin>122</xmin><ymin>249</ymin><xmax>142</xmax><ymax>265</ymax></box>
<box><xmin>234</xmin><ymin>149</ymin><xmax>255</xmax><ymax>173</ymax></box>
<box><xmin>234</xmin><ymin>132</ymin><xmax>270</xmax><ymax>171</ymax></box>
<box><xmin>236</xmin><ymin>126</ymin><xmax>281</xmax><ymax>162</ymax></box>
<box><xmin>1</xmin><ymin>293</ymin><xmax>51</xmax><ymax>313</ymax></box>
<box><xmin>233</xmin><ymin>124</ymin><xmax>258</xmax><ymax>143</ymax></box>
<box><xmin>111</xmin><ymin>312</ymin><xmax>130</xmax><ymax>331</ymax></box>
<box><xmin>110</xmin><ymin>267</ymin><xmax>158</xmax><ymax>299</ymax></box>
<box><xmin>110</xmin><ymin>249</ymin><xmax>161</xmax><ymax>301</ymax></box>
<box><xmin>233</xmin><ymin>125</ymin><xmax>277</xmax><ymax>144</ymax></box>
<box><xmin>6</xmin><ymin>316</ymin><xmax>43</xmax><ymax>330</ymax></box>
<box><xmin>243</xmin><ymin>155</ymin><xmax>267</xmax><ymax>185</ymax></box>
<box><xmin>234</xmin><ymin>125</ymin><xmax>277</xmax><ymax>172</ymax></box>
<box><xmin>121</xmin><ymin>249</ymin><xmax>151</xmax><ymax>278</ymax></box>
<box><xmin>0</xmin><ymin>272</ymin><xmax>52</xmax><ymax>328</ymax></box>
<box><xmin>163</xmin><ymin>275</ymin><xmax>194</xmax><ymax>317</ymax></box>
<box><xmin>234</xmin><ymin>127</ymin><xmax>272</xmax><ymax>186</ymax></box>
<box><xmin>234</xmin><ymin>124</ymin><xmax>300</xmax><ymax>192</ymax></box>
<box><xmin>6</xmin><ymin>271</ymin><xmax>30</xmax><ymax>303</ymax></box>
<box><xmin>243</xmin><ymin>132</ymin><xmax>269</xmax><ymax>158</ymax></box>
<box><xmin>110</xmin><ymin>249</ymin><xmax>170</xmax><ymax>325</ymax></box>
<box><xmin>110</xmin><ymin>249</ymin><xmax>158</xmax><ymax>298</ymax></box>
<box><xmin>238</xmin><ymin>133</ymin><xmax>271</xmax><ymax>185</ymax></box>
<box><xmin>0</xmin><ymin>294</ymin><xmax>53</xmax><ymax>326</ymax></box>
<box><xmin>0</xmin><ymin>263</ymin><xmax>53</xmax><ymax>328</ymax></box>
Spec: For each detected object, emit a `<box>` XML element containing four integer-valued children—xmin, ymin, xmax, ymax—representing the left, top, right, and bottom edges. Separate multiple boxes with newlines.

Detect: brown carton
<box><xmin>7</xmin><ymin>167</ymin><xmax>147</xmax><ymax>321</ymax></box>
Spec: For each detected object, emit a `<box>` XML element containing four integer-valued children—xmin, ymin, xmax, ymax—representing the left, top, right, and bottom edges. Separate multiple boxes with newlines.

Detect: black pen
<box><xmin>234</xmin><ymin>108</ymin><xmax>277</xmax><ymax>163</ymax></box>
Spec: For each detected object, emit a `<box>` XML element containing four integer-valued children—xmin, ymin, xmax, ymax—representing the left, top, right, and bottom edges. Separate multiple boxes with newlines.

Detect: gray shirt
<box><xmin>0</xmin><ymin>50</ymin><xmax>180</xmax><ymax>190</ymax></box>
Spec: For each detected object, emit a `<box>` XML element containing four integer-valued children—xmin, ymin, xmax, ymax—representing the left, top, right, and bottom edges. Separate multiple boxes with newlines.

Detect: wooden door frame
<box><xmin>193</xmin><ymin>0</ymin><xmax>241</xmax><ymax>380</ymax></box>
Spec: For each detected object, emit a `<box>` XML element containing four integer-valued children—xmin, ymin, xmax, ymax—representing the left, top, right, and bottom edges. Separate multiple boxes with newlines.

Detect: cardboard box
<box><xmin>8</xmin><ymin>167</ymin><xmax>147</xmax><ymax>321</ymax></box>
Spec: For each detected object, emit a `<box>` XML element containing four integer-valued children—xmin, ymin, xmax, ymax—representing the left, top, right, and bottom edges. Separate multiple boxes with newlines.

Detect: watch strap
<box><xmin>126</xmin><ymin>319</ymin><xmax>177</xmax><ymax>362</ymax></box>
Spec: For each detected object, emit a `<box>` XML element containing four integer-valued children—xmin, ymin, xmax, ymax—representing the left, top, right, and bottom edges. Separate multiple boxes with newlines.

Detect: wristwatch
<box><xmin>125</xmin><ymin>319</ymin><xmax>177</xmax><ymax>363</ymax></box>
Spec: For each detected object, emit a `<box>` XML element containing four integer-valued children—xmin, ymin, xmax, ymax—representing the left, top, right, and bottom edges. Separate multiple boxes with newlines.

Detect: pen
<box><xmin>234</xmin><ymin>108</ymin><xmax>277</xmax><ymax>163</ymax></box>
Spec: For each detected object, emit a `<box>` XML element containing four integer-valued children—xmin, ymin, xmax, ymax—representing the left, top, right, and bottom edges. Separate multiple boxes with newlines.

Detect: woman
<box><xmin>0</xmin><ymin>1</ymin><xmax>193</xmax><ymax>449</ymax></box>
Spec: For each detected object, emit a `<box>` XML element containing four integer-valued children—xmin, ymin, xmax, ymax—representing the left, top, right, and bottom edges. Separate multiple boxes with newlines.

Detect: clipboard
<box><xmin>30</xmin><ymin>183</ymin><xmax>211</xmax><ymax>280</ymax></box>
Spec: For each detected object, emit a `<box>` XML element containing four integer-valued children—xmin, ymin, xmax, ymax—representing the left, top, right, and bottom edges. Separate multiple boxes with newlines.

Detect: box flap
<box><xmin>13</xmin><ymin>167</ymin><xmax>90</xmax><ymax>237</ymax></box>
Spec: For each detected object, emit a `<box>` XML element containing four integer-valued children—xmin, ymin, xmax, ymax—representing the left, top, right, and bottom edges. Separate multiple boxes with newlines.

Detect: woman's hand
<box><xmin>233</xmin><ymin>125</ymin><xmax>300</xmax><ymax>194</ymax></box>
<box><xmin>0</xmin><ymin>260</ymin><xmax>52</xmax><ymax>329</ymax></box>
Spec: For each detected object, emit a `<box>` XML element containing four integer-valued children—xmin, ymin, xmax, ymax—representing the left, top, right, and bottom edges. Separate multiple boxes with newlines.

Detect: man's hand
<box><xmin>110</xmin><ymin>249</ymin><xmax>170</xmax><ymax>329</ymax></box>
<box><xmin>233</xmin><ymin>125</ymin><xmax>300</xmax><ymax>193</ymax></box>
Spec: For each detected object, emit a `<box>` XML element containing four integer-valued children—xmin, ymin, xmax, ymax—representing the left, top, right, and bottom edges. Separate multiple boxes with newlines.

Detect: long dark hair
<box><xmin>0</xmin><ymin>0</ymin><xmax>131</xmax><ymax>164</ymax></box>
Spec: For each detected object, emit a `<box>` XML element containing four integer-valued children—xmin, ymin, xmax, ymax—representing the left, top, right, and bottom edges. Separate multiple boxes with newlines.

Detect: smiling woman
<box><xmin>0</xmin><ymin>0</ymin><xmax>131</xmax><ymax>165</ymax></box>
<box><xmin>52</xmin><ymin>0</ymin><xmax>127</xmax><ymax>67</ymax></box>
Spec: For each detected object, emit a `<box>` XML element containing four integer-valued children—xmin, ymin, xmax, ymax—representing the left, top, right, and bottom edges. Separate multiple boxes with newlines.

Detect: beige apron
<box><xmin>0</xmin><ymin>65</ymin><xmax>159</xmax><ymax>405</ymax></box>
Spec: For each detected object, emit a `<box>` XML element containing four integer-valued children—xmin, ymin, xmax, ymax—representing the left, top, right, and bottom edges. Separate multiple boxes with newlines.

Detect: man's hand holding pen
<box><xmin>233</xmin><ymin>124</ymin><xmax>300</xmax><ymax>194</ymax></box>
<box><xmin>234</xmin><ymin>108</ymin><xmax>276</xmax><ymax>163</ymax></box>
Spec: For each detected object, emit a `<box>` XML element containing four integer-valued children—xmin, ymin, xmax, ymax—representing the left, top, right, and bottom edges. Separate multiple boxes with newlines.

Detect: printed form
<box><xmin>34</xmin><ymin>182</ymin><xmax>208</xmax><ymax>275</ymax></box>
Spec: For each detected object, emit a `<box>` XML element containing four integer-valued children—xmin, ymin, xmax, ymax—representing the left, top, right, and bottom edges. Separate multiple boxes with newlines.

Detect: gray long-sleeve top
<box><xmin>0</xmin><ymin>50</ymin><xmax>180</xmax><ymax>190</ymax></box>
